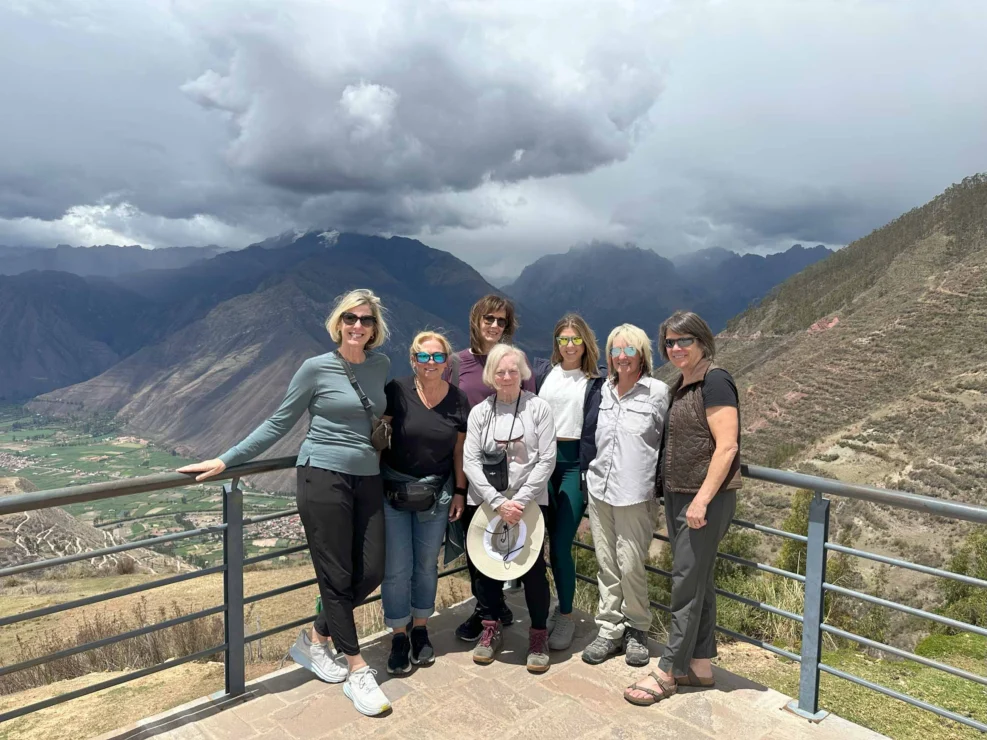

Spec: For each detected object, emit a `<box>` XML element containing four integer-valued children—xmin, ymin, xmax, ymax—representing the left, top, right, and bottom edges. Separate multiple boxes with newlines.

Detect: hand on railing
<box><xmin>178</xmin><ymin>458</ymin><xmax>227</xmax><ymax>482</ymax></box>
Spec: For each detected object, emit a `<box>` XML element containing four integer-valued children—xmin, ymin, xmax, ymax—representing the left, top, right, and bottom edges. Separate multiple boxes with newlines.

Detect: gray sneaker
<box><xmin>581</xmin><ymin>633</ymin><xmax>623</xmax><ymax>665</ymax></box>
<box><xmin>548</xmin><ymin>612</ymin><xmax>575</xmax><ymax>650</ymax></box>
<box><xmin>527</xmin><ymin>628</ymin><xmax>550</xmax><ymax>673</ymax></box>
<box><xmin>472</xmin><ymin>620</ymin><xmax>503</xmax><ymax>665</ymax></box>
<box><xmin>546</xmin><ymin>603</ymin><xmax>561</xmax><ymax>634</ymax></box>
<box><xmin>624</xmin><ymin>627</ymin><xmax>650</xmax><ymax>667</ymax></box>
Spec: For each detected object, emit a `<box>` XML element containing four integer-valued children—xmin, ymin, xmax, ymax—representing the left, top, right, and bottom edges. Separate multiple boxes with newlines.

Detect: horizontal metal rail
<box><xmin>818</xmin><ymin>661</ymin><xmax>987</xmax><ymax>733</ymax></box>
<box><xmin>245</xmin><ymin>614</ymin><xmax>314</xmax><ymax>645</ymax></box>
<box><xmin>820</xmin><ymin>624</ymin><xmax>987</xmax><ymax>687</ymax></box>
<box><xmin>742</xmin><ymin>464</ymin><xmax>987</xmax><ymax>525</ymax></box>
<box><xmin>715</xmin><ymin>587</ymin><xmax>804</xmax><ymax>623</ymax></box>
<box><xmin>0</xmin><ymin>524</ymin><xmax>228</xmax><ymax>579</ymax></box>
<box><xmin>242</xmin><ymin>544</ymin><xmax>309</xmax><ymax>566</ymax></box>
<box><xmin>715</xmin><ymin>625</ymin><xmax>802</xmax><ymax>663</ymax></box>
<box><xmin>244</xmin><ymin>578</ymin><xmax>318</xmax><ymax>606</ymax></box>
<box><xmin>822</xmin><ymin>582</ymin><xmax>987</xmax><ymax>638</ymax></box>
<box><xmin>825</xmin><ymin>541</ymin><xmax>987</xmax><ymax>589</ymax></box>
<box><xmin>0</xmin><ymin>643</ymin><xmax>227</xmax><ymax>724</ymax></box>
<box><xmin>242</xmin><ymin>509</ymin><xmax>298</xmax><ymax>526</ymax></box>
<box><xmin>716</xmin><ymin>552</ymin><xmax>806</xmax><ymax>582</ymax></box>
<box><xmin>0</xmin><ymin>564</ymin><xmax>226</xmax><ymax>628</ymax></box>
<box><xmin>0</xmin><ymin>604</ymin><xmax>226</xmax><ymax>679</ymax></box>
<box><xmin>732</xmin><ymin>517</ymin><xmax>808</xmax><ymax>543</ymax></box>
<box><xmin>0</xmin><ymin>456</ymin><xmax>297</xmax><ymax>516</ymax></box>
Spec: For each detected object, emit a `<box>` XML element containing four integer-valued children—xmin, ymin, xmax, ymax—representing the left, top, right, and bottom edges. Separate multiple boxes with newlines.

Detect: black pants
<box><xmin>465</xmin><ymin>504</ymin><xmax>551</xmax><ymax>631</ymax></box>
<box><xmin>296</xmin><ymin>464</ymin><xmax>385</xmax><ymax>656</ymax></box>
<box><xmin>658</xmin><ymin>490</ymin><xmax>736</xmax><ymax>675</ymax></box>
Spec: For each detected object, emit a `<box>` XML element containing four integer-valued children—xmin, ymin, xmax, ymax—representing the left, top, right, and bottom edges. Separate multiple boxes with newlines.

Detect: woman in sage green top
<box><xmin>179</xmin><ymin>288</ymin><xmax>393</xmax><ymax>718</ymax></box>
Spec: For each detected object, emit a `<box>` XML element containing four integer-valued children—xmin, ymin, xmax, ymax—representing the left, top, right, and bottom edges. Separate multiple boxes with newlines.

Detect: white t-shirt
<box><xmin>539</xmin><ymin>365</ymin><xmax>588</xmax><ymax>439</ymax></box>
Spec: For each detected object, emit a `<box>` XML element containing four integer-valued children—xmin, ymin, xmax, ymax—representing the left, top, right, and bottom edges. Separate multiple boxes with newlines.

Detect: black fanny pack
<box><xmin>480</xmin><ymin>394</ymin><xmax>521</xmax><ymax>493</ymax></box>
<box><xmin>383</xmin><ymin>479</ymin><xmax>441</xmax><ymax>512</ymax></box>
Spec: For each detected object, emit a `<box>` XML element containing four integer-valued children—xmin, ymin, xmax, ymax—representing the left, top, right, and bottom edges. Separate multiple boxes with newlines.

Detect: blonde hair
<box><xmin>604</xmin><ymin>324</ymin><xmax>653</xmax><ymax>381</ymax></box>
<box><xmin>550</xmin><ymin>313</ymin><xmax>601</xmax><ymax>378</ymax></box>
<box><xmin>409</xmin><ymin>330</ymin><xmax>454</xmax><ymax>369</ymax></box>
<box><xmin>325</xmin><ymin>289</ymin><xmax>389</xmax><ymax>350</ymax></box>
<box><xmin>482</xmin><ymin>344</ymin><xmax>532</xmax><ymax>389</ymax></box>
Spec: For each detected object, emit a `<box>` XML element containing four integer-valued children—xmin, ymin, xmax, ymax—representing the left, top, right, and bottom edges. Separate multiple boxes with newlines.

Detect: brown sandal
<box><xmin>624</xmin><ymin>671</ymin><xmax>678</xmax><ymax>706</ymax></box>
<box><xmin>674</xmin><ymin>668</ymin><xmax>715</xmax><ymax>688</ymax></box>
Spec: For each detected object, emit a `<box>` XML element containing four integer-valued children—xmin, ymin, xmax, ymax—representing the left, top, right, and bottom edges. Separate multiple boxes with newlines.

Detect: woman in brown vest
<box><xmin>624</xmin><ymin>311</ymin><xmax>741</xmax><ymax>706</ymax></box>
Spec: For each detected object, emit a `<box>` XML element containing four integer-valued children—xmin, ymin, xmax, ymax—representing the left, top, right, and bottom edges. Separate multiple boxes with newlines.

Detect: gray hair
<box><xmin>482</xmin><ymin>344</ymin><xmax>532</xmax><ymax>388</ymax></box>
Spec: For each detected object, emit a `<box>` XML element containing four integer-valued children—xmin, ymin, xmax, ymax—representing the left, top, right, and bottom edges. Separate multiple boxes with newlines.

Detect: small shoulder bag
<box><xmin>480</xmin><ymin>394</ymin><xmax>521</xmax><ymax>492</ymax></box>
<box><xmin>338</xmin><ymin>354</ymin><xmax>391</xmax><ymax>451</ymax></box>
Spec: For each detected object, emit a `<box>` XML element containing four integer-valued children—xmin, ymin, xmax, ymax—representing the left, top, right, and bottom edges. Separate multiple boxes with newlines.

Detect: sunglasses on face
<box><xmin>415</xmin><ymin>352</ymin><xmax>448</xmax><ymax>364</ymax></box>
<box><xmin>610</xmin><ymin>346</ymin><xmax>639</xmax><ymax>358</ymax></box>
<box><xmin>482</xmin><ymin>315</ymin><xmax>508</xmax><ymax>328</ymax></box>
<box><xmin>556</xmin><ymin>336</ymin><xmax>584</xmax><ymax>346</ymax></box>
<box><xmin>341</xmin><ymin>312</ymin><xmax>377</xmax><ymax>328</ymax></box>
<box><xmin>664</xmin><ymin>336</ymin><xmax>696</xmax><ymax>349</ymax></box>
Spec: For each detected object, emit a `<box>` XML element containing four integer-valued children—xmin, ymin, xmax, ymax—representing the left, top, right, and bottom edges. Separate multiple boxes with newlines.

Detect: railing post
<box><xmin>787</xmin><ymin>491</ymin><xmax>830</xmax><ymax>722</ymax></box>
<box><xmin>223</xmin><ymin>478</ymin><xmax>245</xmax><ymax>697</ymax></box>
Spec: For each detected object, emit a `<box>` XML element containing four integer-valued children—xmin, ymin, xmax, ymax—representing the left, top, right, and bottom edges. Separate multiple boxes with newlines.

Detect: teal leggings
<box><xmin>546</xmin><ymin>440</ymin><xmax>585</xmax><ymax>614</ymax></box>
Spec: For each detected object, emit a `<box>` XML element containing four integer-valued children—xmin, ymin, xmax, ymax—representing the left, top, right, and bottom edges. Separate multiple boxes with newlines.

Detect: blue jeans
<box><xmin>381</xmin><ymin>499</ymin><xmax>449</xmax><ymax>629</ymax></box>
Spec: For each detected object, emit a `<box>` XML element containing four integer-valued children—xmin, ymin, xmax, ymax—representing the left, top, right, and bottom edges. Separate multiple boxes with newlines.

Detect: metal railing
<box><xmin>0</xmin><ymin>460</ymin><xmax>985</xmax><ymax>732</ymax></box>
<box><xmin>0</xmin><ymin>457</ymin><xmax>467</xmax><ymax>724</ymax></box>
<box><xmin>573</xmin><ymin>463</ymin><xmax>987</xmax><ymax>733</ymax></box>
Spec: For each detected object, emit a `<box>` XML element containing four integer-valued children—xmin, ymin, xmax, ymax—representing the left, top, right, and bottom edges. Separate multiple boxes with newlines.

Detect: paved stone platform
<box><xmin>106</xmin><ymin>594</ymin><xmax>887</xmax><ymax>740</ymax></box>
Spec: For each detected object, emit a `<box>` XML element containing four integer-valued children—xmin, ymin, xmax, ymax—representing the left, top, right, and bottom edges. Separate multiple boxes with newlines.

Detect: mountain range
<box><xmin>505</xmin><ymin>242</ymin><xmax>830</xmax><ymax>337</ymax></box>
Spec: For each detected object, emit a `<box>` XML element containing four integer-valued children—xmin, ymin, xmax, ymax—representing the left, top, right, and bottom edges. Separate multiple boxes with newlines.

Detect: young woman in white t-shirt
<box><xmin>533</xmin><ymin>314</ymin><xmax>604</xmax><ymax>650</ymax></box>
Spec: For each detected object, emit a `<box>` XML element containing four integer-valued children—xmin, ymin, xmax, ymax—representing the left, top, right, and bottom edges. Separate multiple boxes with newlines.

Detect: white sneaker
<box><xmin>343</xmin><ymin>666</ymin><xmax>391</xmax><ymax>716</ymax></box>
<box><xmin>546</xmin><ymin>603</ymin><xmax>561</xmax><ymax>634</ymax></box>
<box><xmin>548</xmin><ymin>613</ymin><xmax>575</xmax><ymax>650</ymax></box>
<box><xmin>289</xmin><ymin>629</ymin><xmax>348</xmax><ymax>683</ymax></box>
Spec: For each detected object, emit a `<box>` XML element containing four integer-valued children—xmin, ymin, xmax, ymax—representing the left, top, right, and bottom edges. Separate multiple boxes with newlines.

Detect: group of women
<box><xmin>179</xmin><ymin>290</ymin><xmax>742</xmax><ymax>717</ymax></box>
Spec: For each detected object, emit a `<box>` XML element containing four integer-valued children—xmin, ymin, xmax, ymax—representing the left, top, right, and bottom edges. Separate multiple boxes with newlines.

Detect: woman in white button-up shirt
<box><xmin>581</xmin><ymin>324</ymin><xmax>670</xmax><ymax>669</ymax></box>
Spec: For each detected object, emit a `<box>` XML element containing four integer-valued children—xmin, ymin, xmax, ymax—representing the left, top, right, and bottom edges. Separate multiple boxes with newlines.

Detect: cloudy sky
<box><xmin>2</xmin><ymin>0</ymin><xmax>985</xmax><ymax>280</ymax></box>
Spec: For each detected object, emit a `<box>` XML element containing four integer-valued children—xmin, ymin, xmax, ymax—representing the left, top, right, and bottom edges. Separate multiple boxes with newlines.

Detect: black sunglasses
<box><xmin>341</xmin><ymin>312</ymin><xmax>377</xmax><ymax>328</ymax></box>
<box><xmin>664</xmin><ymin>336</ymin><xmax>696</xmax><ymax>349</ymax></box>
<box><xmin>482</xmin><ymin>314</ymin><xmax>508</xmax><ymax>328</ymax></box>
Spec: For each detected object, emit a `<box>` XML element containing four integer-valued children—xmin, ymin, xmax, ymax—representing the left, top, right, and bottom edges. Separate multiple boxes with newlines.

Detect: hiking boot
<box><xmin>548</xmin><ymin>612</ymin><xmax>575</xmax><ymax>650</ymax></box>
<box><xmin>527</xmin><ymin>628</ymin><xmax>550</xmax><ymax>673</ymax></box>
<box><xmin>409</xmin><ymin>625</ymin><xmax>435</xmax><ymax>665</ymax></box>
<box><xmin>472</xmin><ymin>620</ymin><xmax>503</xmax><ymax>665</ymax></box>
<box><xmin>289</xmin><ymin>628</ymin><xmax>348</xmax><ymax>683</ymax></box>
<box><xmin>546</xmin><ymin>603</ymin><xmax>561</xmax><ymax>634</ymax></box>
<box><xmin>386</xmin><ymin>632</ymin><xmax>412</xmax><ymax>675</ymax></box>
<box><xmin>581</xmin><ymin>633</ymin><xmax>623</xmax><ymax>665</ymax></box>
<box><xmin>457</xmin><ymin>606</ymin><xmax>513</xmax><ymax>641</ymax></box>
<box><xmin>624</xmin><ymin>627</ymin><xmax>650</xmax><ymax>667</ymax></box>
<box><xmin>343</xmin><ymin>666</ymin><xmax>391</xmax><ymax>716</ymax></box>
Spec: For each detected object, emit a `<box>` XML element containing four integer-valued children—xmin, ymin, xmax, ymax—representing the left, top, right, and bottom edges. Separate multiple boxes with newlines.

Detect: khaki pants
<box><xmin>587</xmin><ymin>496</ymin><xmax>658</xmax><ymax>640</ymax></box>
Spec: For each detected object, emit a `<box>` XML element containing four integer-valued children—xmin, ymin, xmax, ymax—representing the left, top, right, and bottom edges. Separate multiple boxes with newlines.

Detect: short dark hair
<box><xmin>469</xmin><ymin>294</ymin><xmax>518</xmax><ymax>353</ymax></box>
<box><xmin>658</xmin><ymin>311</ymin><xmax>716</xmax><ymax>362</ymax></box>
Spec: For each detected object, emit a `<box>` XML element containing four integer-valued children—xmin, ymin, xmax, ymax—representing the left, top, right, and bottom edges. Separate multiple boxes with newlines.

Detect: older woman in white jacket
<box><xmin>463</xmin><ymin>343</ymin><xmax>557</xmax><ymax>673</ymax></box>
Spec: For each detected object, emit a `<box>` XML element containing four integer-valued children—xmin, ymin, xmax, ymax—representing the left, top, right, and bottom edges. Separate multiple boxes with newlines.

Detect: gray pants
<box><xmin>658</xmin><ymin>490</ymin><xmax>736</xmax><ymax>675</ymax></box>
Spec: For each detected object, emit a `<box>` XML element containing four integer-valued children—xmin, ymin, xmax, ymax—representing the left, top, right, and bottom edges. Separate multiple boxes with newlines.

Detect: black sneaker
<box><xmin>409</xmin><ymin>626</ymin><xmax>434</xmax><ymax>665</ymax></box>
<box><xmin>456</xmin><ymin>611</ymin><xmax>484</xmax><ymax>642</ymax></box>
<box><xmin>386</xmin><ymin>632</ymin><xmax>411</xmax><ymax>675</ymax></box>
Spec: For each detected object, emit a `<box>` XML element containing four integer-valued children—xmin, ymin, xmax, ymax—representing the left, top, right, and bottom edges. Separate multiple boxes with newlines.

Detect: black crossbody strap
<box><xmin>337</xmin><ymin>354</ymin><xmax>376</xmax><ymax>422</ymax></box>
<box><xmin>483</xmin><ymin>393</ymin><xmax>522</xmax><ymax>448</ymax></box>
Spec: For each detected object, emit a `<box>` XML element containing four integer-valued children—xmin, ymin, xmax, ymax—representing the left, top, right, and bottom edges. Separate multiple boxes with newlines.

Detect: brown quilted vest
<box><xmin>662</xmin><ymin>364</ymin><xmax>742</xmax><ymax>495</ymax></box>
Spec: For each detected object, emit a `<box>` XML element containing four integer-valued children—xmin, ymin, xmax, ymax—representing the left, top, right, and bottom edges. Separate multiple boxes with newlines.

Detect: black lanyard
<box><xmin>482</xmin><ymin>393</ymin><xmax>522</xmax><ymax>449</ymax></box>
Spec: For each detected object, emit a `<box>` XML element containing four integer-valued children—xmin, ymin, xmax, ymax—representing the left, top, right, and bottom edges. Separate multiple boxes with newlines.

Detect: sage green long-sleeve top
<box><xmin>219</xmin><ymin>351</ymin><xmax>390</xmax><ymax>476</ymax></box>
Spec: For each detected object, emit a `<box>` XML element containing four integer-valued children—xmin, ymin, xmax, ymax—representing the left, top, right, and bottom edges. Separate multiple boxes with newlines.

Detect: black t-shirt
<box><xmin>382</xmin><ymin>376</ymin><xmax>470</xmax><ymax>478</ymax></box>
<box><xmin>702</xmin><ymin>368</ymin><xmax>739</xmax><ymax>409</ymax></box>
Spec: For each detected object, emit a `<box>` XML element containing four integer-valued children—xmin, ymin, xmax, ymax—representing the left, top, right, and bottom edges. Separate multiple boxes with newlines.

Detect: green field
<box><xmin>0</xmin><ymin>405</ymin><xmax>301</xmax><ymax>568</ymax></box>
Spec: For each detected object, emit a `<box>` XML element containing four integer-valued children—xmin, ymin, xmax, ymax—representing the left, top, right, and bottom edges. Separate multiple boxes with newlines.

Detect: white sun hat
<box><xmin>466</xmin><ymin>501</ymin><xmax>545</xmax><ymax>581</ymax></box>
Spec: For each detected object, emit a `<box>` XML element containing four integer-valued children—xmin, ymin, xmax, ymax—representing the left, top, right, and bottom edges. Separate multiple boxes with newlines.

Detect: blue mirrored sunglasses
<box><xmin>415</xmin><ymin>352</ymin><xmax>448</xmax><ymax>364</ymax></box>
<box><xmin>610</xmin><ymin>346</ymin><xmax>639</xmax><ymax>358</ymax></box>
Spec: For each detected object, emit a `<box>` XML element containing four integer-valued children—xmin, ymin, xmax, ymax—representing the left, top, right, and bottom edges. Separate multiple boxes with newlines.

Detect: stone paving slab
<box><xmin>107</xmin><ymin>595</ymin><xmax>887</xmax><ymax>740</ymax></box>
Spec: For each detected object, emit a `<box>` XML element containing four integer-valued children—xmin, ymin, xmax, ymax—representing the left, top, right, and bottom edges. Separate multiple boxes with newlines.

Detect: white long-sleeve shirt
<box><xmin>463</xmin><ymin>391</ymin><xmax>557</xmax><ymax>509</ymax></box>
<box><xmin>587</xmin><ymin>376</ymin><xmax>671</xmax><ymax>506</ymax></box>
